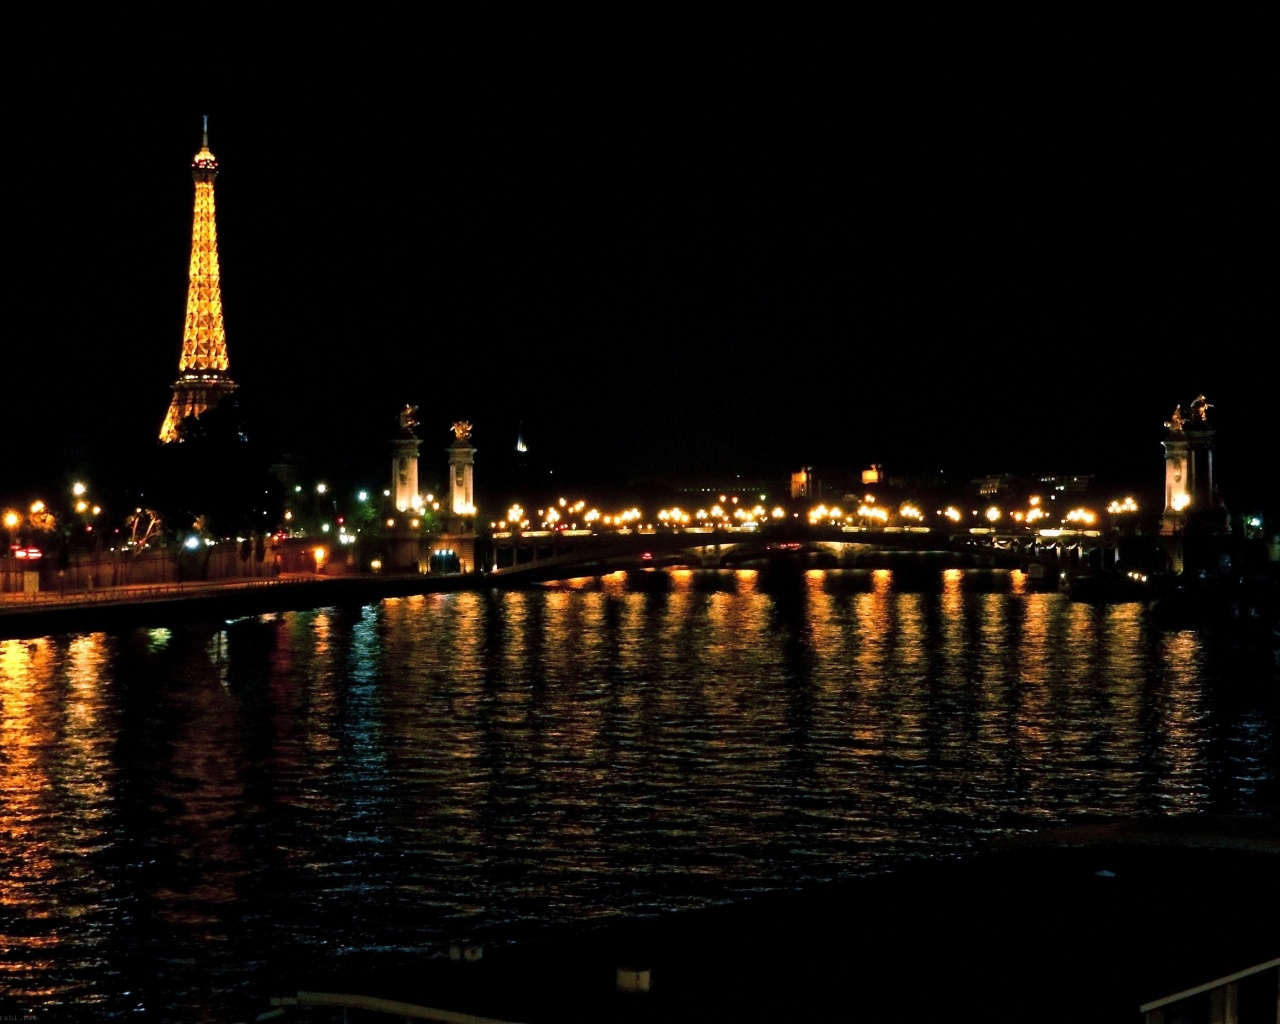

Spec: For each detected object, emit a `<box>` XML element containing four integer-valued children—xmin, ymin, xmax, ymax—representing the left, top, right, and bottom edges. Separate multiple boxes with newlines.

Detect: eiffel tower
<box><xmin>159</xmin><ymin>116</ymin><xmax>238</xmax><ymax>443</ymax></box>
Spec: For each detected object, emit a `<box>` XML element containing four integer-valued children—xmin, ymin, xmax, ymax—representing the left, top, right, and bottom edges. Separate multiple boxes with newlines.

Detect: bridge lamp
<box><xmin>3</xmin><ymin>510</ymin><xmax>19</xmax><ymax>590</ymax></box>
<box><xmin>3</xmin><ymin>509</ymin><xmax>18</xmax><ymax>551</ymax></box>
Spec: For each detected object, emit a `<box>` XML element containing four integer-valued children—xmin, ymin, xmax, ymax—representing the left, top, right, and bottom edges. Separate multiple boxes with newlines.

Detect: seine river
<box><xmin>1</xmin><ymin>567</ymin><xmax>1276</xmax><ymax>1022</ymax></box>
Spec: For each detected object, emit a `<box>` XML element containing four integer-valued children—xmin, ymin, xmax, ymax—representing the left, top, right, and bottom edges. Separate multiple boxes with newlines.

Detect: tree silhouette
<box><xmin>141</xmin><ymin>398</ymin><xmax>284</xmax><ymax>540</ymax></box>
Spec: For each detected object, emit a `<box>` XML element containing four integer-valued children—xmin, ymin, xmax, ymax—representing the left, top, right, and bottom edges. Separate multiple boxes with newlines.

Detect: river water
<box><xmin>1</xmin><ymin>566</ymin><xmax>1276</xmax><ymax>1022</ymax></box>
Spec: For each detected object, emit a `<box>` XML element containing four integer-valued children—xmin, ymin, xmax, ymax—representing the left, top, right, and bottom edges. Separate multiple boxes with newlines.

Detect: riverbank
<box><xmin>4</xmin><ymin>562</ymin><xmax>1278</xmax><ymax>646</ymax></box>
<box><xmin>0</xmin><ymin>571</ymin><xmax>486</xmax><ymax>639</ymax></box>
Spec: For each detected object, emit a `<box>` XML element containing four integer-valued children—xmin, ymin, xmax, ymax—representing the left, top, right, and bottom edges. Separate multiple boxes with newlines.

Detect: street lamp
<box><xmin>1106</xmin><ymin>497</ymin><xmax>1139</xmax><ymax>532</ymax></box>
<box><xmin>3</xmin><ymin>509</ymin><xmax>18</xmax><ymax>594</ymax></box>
<box><xmin>316</xmin><ymin>483</ymin><xmax>337</xmax><ymax>536</ymax></box>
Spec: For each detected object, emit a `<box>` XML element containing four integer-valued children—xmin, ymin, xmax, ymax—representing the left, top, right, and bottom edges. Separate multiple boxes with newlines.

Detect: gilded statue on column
<box><xmin>397</xmin><ymin>404</ymin><xmax>419</xmax><ymax>437</ymax></box>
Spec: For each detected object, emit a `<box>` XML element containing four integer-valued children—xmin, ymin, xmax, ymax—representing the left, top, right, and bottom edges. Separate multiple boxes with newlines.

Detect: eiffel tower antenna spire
<box><xmin>159</xmin><ymin>117</ymin><xmax>238</xmax><ymax>442</ymax></box>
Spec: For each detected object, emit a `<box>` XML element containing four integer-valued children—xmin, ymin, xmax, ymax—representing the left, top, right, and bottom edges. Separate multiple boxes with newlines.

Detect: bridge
<box><xmin>484</xmin><ymin>521</ymin><xmax>1105</xmax><ymax>584</ymax></box>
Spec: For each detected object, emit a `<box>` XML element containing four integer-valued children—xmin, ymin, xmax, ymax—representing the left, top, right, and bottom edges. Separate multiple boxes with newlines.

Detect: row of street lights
<box><xmin>2</xmin><ymin>475</ymin><xmax>1148</xmax><ymax>591</ymax></box>
<box><xmin>485</xmin><ymin>491</ymin><xmax>1143</xmax><ymax>537</ymax></box>
<box><xmin>2</xmin><ymin>482</ymin><xmax>108</xmax><ymax>592</ymax></box>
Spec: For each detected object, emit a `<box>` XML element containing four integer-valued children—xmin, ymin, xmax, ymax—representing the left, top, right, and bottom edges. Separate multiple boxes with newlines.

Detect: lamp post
<box><xmin>2</xmin><ymin>509</ymin><xmax>18</xmax><ymax>594</ymax></box>
<box><xmin>71</xmin><ymin>482</ymin><xmax>103</xmax><ymax>588</ymax></box>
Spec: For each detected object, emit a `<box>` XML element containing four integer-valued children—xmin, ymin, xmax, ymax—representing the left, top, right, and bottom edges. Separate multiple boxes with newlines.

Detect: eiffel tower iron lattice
<box><xmin>159</xmin><ymin>116</ymin><xmax>238</xmax><ymax>443</ymax></box>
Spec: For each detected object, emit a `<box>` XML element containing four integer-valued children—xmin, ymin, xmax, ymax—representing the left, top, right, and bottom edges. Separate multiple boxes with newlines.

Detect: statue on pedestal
<box><xmin>1164</xmin><ymin>404</ymin><xmax>1185</xmax><ymax>433</ymax></box>
<box><xmin>398</xmin><ymin>404</ymin><xmax>419</xmax><ymax>438</ymax></box>
<box><xmin>1189</xmin><ymin>394</ymin><xmax>1212</xmax><ymax>423</ymax></box>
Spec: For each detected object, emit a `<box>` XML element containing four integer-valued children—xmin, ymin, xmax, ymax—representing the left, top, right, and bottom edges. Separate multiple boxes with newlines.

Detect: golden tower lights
<box><xmin>159</xmin><ymin>116</ymin><xmax>238</xmax><ymax>442</ymax></box>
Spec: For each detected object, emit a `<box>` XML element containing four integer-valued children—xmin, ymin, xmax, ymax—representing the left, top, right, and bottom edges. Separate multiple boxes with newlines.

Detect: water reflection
<box><xmin>0</xmin><ymin>567</ymin><xmax>1274</xmax><ymax>1022</ymax></box>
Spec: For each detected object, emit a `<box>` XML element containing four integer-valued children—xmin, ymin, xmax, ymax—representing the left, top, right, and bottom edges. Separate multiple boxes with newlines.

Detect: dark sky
<box><xmin>7</xmin><ymin>21</ymin><xmax>1274</xmax><ymax>513</ymax></box>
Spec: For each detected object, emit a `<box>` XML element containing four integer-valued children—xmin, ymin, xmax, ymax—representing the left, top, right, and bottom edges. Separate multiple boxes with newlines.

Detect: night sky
<box><xmin>7</xmin><ymin>23</ymin><xmax>1273</xmax><ymax>514</ymax></box>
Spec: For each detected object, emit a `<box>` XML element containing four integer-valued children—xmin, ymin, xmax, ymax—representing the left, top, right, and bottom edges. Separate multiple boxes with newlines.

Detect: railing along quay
<box><xmin>0</xmin><ymin>572</ymin><xmax>487</xmax><ymax>639</ymax></box>
<box><xmin>0</xmin><ymin>577</ymin><xmax>292</xmax><ymax>607</ymax></box>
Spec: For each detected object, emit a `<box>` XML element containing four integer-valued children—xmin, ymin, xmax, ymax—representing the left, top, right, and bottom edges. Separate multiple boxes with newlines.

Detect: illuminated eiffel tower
<box><xmin>159</xmin><ymin>116</ymin><xmax>237</xmax><ymax>443</ymax></box>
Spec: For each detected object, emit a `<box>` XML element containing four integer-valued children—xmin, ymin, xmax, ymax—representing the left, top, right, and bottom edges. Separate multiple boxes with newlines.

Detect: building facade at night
<box><xmin>159</xmin><ymin>116</ymin><xmax>238</xmax><ymax>443</ymax></box>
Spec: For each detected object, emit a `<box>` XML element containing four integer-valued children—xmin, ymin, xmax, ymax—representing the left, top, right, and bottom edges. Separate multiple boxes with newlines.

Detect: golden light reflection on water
<box><xmin>852</xmin><ymin>570</ymin><xmax>894</xmax><ymax>693</ymax></box>
<box><xmin>62</xmin><ymin>634</ymin><xmax>112</xmax><ymax>816</ymax></box>
<box><xmin>0</xmin><ymin>638</ymin><xmax>62</xmax><ymax>976</ymax></box>
<box><xmin>0</xmin><ymin>567</ymin><xmax>1270</xmax><ymax>1020</ymax></box>
<box><xmin>0</xmin><ymin>634</ymin><xmax>119</xmax><ymax>1001</ymax></box>
<box><xmin>1157</xmin><ymin>629</ymin><xmax>1214</xmax><ymax>813</ymax></box>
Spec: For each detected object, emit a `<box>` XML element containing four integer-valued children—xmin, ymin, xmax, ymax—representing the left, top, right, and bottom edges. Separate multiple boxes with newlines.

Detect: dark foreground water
<box><xmin>1</xmin><ymin>567</ymin><xmax>1276</xmax><ymax>1022</ymax></box>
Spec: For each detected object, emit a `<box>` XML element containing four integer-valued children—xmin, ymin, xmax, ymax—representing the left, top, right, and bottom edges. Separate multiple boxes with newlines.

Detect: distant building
<box><xmin>973</xmin><ymin>473</ymin><xmax>1023</xmax><ymax>497</ymax></box>
<box><xmin>1034</xmin><ymin>473</ymin><xmax>1093</xmax><ymax>496</ymax></box>
<box><xmin>790</xmin><ymin>467</ymin><xmax>813</xmax><ymax>500</ymax></box>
